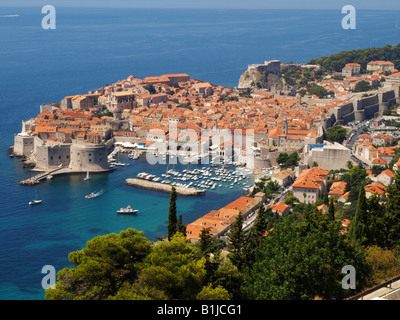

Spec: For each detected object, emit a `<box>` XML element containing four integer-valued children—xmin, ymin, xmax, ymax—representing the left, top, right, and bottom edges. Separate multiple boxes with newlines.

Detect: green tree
<box><xmin>245</xmin><ymin>213</ymin><xmax>371</xmax><ymax>300</ymax></box>
<box><xmin>323</xmin><ymin>191</ymin><xmax>329</xmax><ymax>205</ymax></box>
<box><xmin>277</xmin><ymin>152</ymin><xmax>289</xmax><ymax>166</ymax></box>
<box><xmin>366</xmin><ymin>194</ymin><xmax>387</xmax><ymax>248</ymax></box>
<box><xmin>167</xmin><ymin>187</ymin><xmax>178</xmax><ymax>241</ymax></box>
<box><xmin>328</xmin><ymin>197</ymin><xmax>335</xmax><ymax>221</ymax></box>
<box><xmin>197</xmin><ymin>227</ymin><xmax>220</xmax><ymax>284</ymax></box>
<box><xmin>342</xmin><ymin>164</ymin><xmax>368</xmax><ymax>202</ymax></box>
<box><xmin>45</xmin><ymin>229</ymin><xmax>152</xmax><ymax>300</ymax></box>
<box><xmin>326</xmin><ymin>125</ymin><xmax>347</xmax><ymax>144</ymax></box>
<box><xmin>132</xmin><ymin>233</ymin><xmax>206</xmax><ymax>300</ymax></box>
<box><xmin>227</xmin><ymin>212</ymin><xmax>247</xmax><ymax>272</ymax></box>
<box><xmin>354</xmin><ymin>80</ymin><xmax>372</xmax><ymax>93</ymax></box>
<box><xmin>385</xmin><ymin>171</ymin><xmax>400</xmax><ymax>248</ymax></box>
<box><xmin>176</xmin><ymin>214</ymin><xmax>187</xmax><ymax>236</ymax></box>
<box><xmin>349</xmin><ymin>183</ymin><xmax>369</xmax><ymax>245</ymax></box>
<box><xmin>196</xmin><ymin>284</ymin><xmax>230</xmax><ymax>300</ymax></box>
<box><xmin>307</xmin><ymin>84</ymin><xmax>328</xmax><ymax>98</ymax></box>
<box><xmin>210</xmin><ymin>255</ymin><xmax>244</xmax><ymax>299</ymax></box>
<box><xmin>246</xmin><ymin>204</ymin><xmax>268</xmax><ymax>266</ymax></box>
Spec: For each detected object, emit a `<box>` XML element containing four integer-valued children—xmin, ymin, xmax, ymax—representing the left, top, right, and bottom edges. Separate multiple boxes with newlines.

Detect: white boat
<box><xmin>117</xmin><ymin>205</ymin><xmax>138</xmax><ymax>214</ymax></box>
<box><xmin>29</xmin><ymin>199</ymin><xmax>42</xmax><ymax>205</ymax></box>
<box><xmin>29</xmin><ymin>190</ymin><xmax>42</xmax><ymax>205</ymax></box>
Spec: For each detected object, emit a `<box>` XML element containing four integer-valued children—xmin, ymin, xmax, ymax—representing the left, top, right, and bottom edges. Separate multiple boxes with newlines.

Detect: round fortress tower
<box><xmin>69</xmin><ymin>143</ymin><xmax>109</xmax><ymax>172</ymax></box>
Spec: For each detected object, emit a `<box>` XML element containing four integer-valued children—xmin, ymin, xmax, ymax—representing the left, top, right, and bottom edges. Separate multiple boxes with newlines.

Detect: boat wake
<box><xmin>85</xmin><ymin>189</ymin><xmax>104</xmax><ymax>199</ymax></box>
<box><xmin>0</xmin><ymin>14</ymin><xmax>20</xmax><ymax>18</ymax></box>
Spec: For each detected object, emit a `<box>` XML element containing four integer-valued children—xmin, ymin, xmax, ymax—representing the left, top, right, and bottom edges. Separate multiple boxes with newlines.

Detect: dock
<box><xmin>125</xmin><ymin>178</ymin><xmax>206</xmax><ymax>196</ymax></box>
<box><xmin>19</xmin><ymin>167</ymin><xmax>63</xmax><ymax>185</ymax></box>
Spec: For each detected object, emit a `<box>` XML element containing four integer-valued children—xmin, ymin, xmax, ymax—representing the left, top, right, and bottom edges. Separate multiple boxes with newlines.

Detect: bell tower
<box><xmin>282</xmin><ymin>117</ymin><xmax>288</xmax><ymax>136</ymax></box>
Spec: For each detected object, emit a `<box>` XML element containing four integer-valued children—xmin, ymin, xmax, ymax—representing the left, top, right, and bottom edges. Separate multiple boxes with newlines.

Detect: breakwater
<box><xmin>125</xmin><ymin>178</ymin><xmax>206</xmax><ymax>196</ymax></box>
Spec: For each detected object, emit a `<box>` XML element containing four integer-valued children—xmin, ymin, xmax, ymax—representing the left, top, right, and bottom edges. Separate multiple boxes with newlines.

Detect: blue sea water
<box><xmin>0</xmin><ymin>6</ymin><xmax>400</xmax><ymax>300</ymax></box>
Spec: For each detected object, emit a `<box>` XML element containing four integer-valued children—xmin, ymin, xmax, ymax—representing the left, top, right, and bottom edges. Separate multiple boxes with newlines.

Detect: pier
<box><xmin>125</xmin><ymin>178</ymin><xmax>206</xmax><ymax>196</ymax></box>
<box><xmin>19</xmin><ymin>167</ymin><xmax>63</xmax><ymax>185</ymax></box>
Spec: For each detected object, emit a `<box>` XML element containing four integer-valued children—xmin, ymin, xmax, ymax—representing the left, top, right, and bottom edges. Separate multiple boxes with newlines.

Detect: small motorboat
<box><xmin>85</xmin><ymin>193</ymin><xmax>96</xmax><ymax>199</ymax></box>
<box><xmin>117</xmin><ymin>205</ymin><xmax>138</xmax><ymax>214</ymax></box>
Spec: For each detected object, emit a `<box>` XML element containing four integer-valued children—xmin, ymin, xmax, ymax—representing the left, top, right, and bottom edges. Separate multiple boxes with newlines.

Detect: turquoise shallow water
<box><xmin>1</xmin><ymin>6</ymin><xmax>400</xmax><ymax>299</ymax></box>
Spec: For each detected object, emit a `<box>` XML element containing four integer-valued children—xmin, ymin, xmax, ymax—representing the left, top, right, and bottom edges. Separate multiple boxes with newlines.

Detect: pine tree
<box><xmin>385</xmin><ymin>171</ymin><xmax>400</xmax><ymax>248</ymax></box>
<box><xmin>167</xmin><ymin>186</ymin><xmax>178</xmax><ymax>241</ymax></box>
<box><xmin>349</xmin><ymin>182</ymin><xmax>368</xmax><ymax>245</ymax></box>
<box><xmin>227</xmin><ymin>212</ymin><xmax>246</xmax><ymax>272</ymax></box>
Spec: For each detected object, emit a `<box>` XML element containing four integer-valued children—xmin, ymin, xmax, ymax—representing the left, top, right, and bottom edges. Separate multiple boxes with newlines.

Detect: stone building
<box><xmin>291</xmin><ymin>167</ymin><xmax>329</xmax><ymax>204</ymax></box>
<box><xmin>367</xmin><ymin>61</ymin><xmax>395</xmax><ymax>72</ymax></box>
<box><xmin>303</xmin><ymin>141</ymin><xmax>351</xmax><ymax>171</ymax></box>
<box><xmin>13</xmin><ymin>134</ymin><xmax>35</xmax><ymax>157</ymax></box>
<box><xmin>247</xmin><ymin>60</ymin><xmax>282</xmax><ymax>76</ymax></box>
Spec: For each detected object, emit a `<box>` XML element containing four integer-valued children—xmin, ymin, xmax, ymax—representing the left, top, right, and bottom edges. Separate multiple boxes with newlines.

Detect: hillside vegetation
<box><xmin>307</xmin><ymin>44</ymin><xmax>400</xmax><ymax>73</ymax></box>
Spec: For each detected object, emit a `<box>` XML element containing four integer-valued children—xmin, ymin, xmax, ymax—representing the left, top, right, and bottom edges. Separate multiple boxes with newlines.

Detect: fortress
<box><xmin>247</xmin><ymin>60</ymin><xmax>282</xmax><ymax>76</ymax></box>
<box><xmin>321</xmin><ymin>84</ymin><xmax>400</xmax><ymax>129</ymax></box>
<box><xmin>13</xmin><ymin>133</ymin><xmax>111</xmax><ymax>174</ymax></box>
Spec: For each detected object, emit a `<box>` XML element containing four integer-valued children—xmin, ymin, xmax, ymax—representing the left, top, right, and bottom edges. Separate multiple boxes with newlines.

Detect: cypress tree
<box><xmin>349</xmin><ymin>182</ymin><xmax>368</xmax><ymax>245</ymax></box>
<box><xmin>328</xmin><ymin>197</ymin><xmax>335</xmax><ymax>221</ymax></box>
<box><xmin>323</xmin><ymin>191</ymin><xmax>329</xmax><ymax>206</ymax></box>
<box><xmin>167</xmin><ymin>186</ymin><xmax>178</xmax><ymax>241</ymax></box>
<box><xmin>227</xmin><ymin>212</ymin><xmax>246</xmax><ymax>272</ymax></box>
<box><xmin>176</xmin><ymin>214</ymin><xmax>187</xmax><ymax>237</ymax></box>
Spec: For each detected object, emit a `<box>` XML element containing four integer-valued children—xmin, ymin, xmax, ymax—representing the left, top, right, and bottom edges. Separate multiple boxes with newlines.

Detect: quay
<box><xmin>20</xmin><ymin>167</ymin><xmax>115</xmax><ymax>185</ymax></box>
<box><xmin>19</xmin><ymin>167</ymin><xmax>63</xmax><ymax>185</ymax></box>
<box><xmin>125</xmin><ymin>178</ymin><xmax>206</xmax><ymax>196</ymax></box>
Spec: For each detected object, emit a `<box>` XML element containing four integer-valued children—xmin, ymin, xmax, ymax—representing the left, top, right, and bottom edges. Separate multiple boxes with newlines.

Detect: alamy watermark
<box><xmin>41</xmin><ymin>265</ymin><xmax>56</xmax><ymax>290</ymax></box>
<box><xmin>342</xmin><ymin>265</ymin><xmax>356</xmax><ymax>290</ymax></box>
<box><xmin>342</xmin><ymin>5</ymin><xmax>356</xmax><ymax>30</ymax></box>
<box><xmin>144</xmin><ymin>123</ymin><xmax>255</xmax><ymax>172</ymax></box>
<box><xmin>41</xmin><ymin>5</ymin><xmax>56</xmax><ymax>30</ymax></box>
